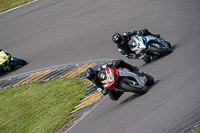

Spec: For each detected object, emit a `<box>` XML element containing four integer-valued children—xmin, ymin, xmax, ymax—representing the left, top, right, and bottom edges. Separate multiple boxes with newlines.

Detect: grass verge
<box><xmin>191</xmin><ymin>127</ymin><xmax>200</xmax><ymax>133</ymax></box>
<box><xmin>0</xmin><ymin>78</ymin><xmax>87</xmax><ymax>133</ymax></box>
<box><xmin>0</xmin><ymin>0</ymin><xmax>33</xmax><ymax>13</ymax></box>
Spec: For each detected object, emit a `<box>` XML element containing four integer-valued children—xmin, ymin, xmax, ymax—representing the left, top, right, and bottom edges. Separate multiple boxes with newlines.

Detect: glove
<box><xmin>97</xmin><ymin>88</ymin><xmax>109</xmax><ymax>95</ymax></box>
<box><xmin>97</xmin><ymin>88</ymin><xmax>103</xmax><ymax>92</ymax></box>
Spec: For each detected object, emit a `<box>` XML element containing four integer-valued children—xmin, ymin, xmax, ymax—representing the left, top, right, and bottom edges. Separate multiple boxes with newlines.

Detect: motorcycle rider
<box><xmin>85</xmin><ymin>59</ymin><xmax>139</xmax><ymax>101</ymax></box>
<box><xmin>0</xmin><ymin>49</ymin><xmax>11</xmax><ymax>71</ymax></box>
<box><xmin>112</xmin><ymin>29</ymin><xmax>160</xmax><ymax>62</ymax></box>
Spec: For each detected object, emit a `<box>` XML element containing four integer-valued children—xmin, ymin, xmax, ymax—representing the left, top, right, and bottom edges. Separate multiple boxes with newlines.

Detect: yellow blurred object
<box><xmin>0</xmin><ymin>51</ymin><xmax>9</xmax><ymax>65</ymax></box>
<box><xmin>3</xmin><ymin>65</ymin><xmax>11</xmax><ymax>71</ymax></box>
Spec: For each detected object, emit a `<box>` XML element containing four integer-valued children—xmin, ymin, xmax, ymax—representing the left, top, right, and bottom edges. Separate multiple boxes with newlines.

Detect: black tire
<box><xmin>143</xmin><ymin>73</ymin><xmax>154</xmax><ymax>86</ymax></box>
<box><xmin>12</xmin><ymin>58</ymin><xmax>27</xmax><ymax>66</ymax></box>
<box><xmin>165</xmin><ymin>41</ymin><xmax>171</xmax><ymax>48</ymax></box>
<box><xmin>149</xmin><ymin>43</ymin><xmax>171</xmax><ymax>55</ymax></box>
<box><xmin>0</xmin><ymin>69</ymin><xmax>6</xmax><ymax>75</ymax></box>
<box><xmin>120</xmin><ymin>79</ymin><xmax>147</xmax><ymax>94</ymax></box>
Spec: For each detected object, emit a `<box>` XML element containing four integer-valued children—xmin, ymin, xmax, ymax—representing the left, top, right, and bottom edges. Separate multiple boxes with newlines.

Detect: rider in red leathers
<box><xmin>85</xmin><ymin>59</ymin><xmax>139</xmax><ymax>101</ymax></box>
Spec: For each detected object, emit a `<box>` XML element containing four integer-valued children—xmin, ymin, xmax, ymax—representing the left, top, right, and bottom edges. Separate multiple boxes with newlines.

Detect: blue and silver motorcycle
<box><xmin>128</xmin><ymin>35</ymin><xmax>171</xmax><ymax>63</ymax></box>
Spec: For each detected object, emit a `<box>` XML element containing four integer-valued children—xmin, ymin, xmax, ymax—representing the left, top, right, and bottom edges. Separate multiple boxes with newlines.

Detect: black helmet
<box><xmin>112</xmin><ymin>33</ymin><xmax>124</xmax><ymax>44</ymax></box>
<box><xmin>85</xmin><ymin>67</ymin><xmax>96</xmax><ymax>80</ymax></box>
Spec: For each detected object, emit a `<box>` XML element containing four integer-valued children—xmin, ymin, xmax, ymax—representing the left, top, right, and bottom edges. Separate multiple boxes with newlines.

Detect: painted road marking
<box><xmin>71</xmin><ymin>91</ymin><xmax>103</xmax><ymax>114</ymax></box>
<box><xmin>0</xmin><ymin>0</ymin><xmax>38</xmax><ymax>15</ymax></box>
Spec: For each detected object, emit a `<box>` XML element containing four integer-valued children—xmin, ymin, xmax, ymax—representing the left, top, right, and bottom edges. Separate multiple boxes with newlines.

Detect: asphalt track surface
<box><xmin>0</xmin><ymin>0</ymin><xmax>200</xmax><ymax>133</ymax></box>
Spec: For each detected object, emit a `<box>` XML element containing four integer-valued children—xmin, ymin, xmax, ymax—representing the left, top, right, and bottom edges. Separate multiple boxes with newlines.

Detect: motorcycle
<box><xmin>128</xmin><ymin>35</ymin><xmax>171</xmax><ymax>63</ymax></box>
<box><xmin>100</xmin><ymin>67</ymin><xmax>154</xmax><ymax>94</ymax></box>
<box><xmin>0</xmin><ymin>51</ymin><xmax>27</xmax><ymax>74</ymax></box>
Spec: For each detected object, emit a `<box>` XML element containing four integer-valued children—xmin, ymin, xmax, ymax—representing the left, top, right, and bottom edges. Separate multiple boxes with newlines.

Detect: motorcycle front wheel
<box><xmin>165</xmin><ymin>41</ymin><xmax>171</xmax><ymax>48</ymax></box>
<box><xmin>120</xmin><ymin>78</ymin><xmax>147</xmax><ymax>94</ymax></box>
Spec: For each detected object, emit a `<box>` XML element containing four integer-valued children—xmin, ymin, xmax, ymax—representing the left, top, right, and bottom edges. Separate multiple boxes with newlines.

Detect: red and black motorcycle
<box><xmin>100</xmin><ymin>67</ymin><xmax>154</xmax><ymax>94</ymax></box>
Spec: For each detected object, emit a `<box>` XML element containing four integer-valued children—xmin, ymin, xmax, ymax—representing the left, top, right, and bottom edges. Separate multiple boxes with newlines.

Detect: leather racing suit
<box><xmin>117</xmin><ymin>29</ymin><xmax>160</xmax><ymax>59</ymax></box>
<box><xmin>0</xmin><ymin>49</ymin><xmax>11</xmax><ymax>71</ymax></box>
<box><xmin>90</xmin><ymin>59</ymin><xmax>138</xmax><ymax>101</ymax></box>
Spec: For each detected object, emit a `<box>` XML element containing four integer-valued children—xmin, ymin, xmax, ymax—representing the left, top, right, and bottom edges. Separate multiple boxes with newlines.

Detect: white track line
<box><xmin>0</xmin><ymin>0</ymin><xmax>38</xmax><ymax>15</ymax></box>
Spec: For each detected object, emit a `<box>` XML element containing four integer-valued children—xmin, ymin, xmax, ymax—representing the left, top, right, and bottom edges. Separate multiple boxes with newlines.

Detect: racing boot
<box><xmin>3</xmin><ymin>65</ymin><xmax>11</xmax><ymax>71</ymax></box>
<box><xmin>141</xmin><ymin>29</ymin><xmax>160</xmax><ymax>38</ymax></box>
<box><xmin>141</xmin><ymin>55</ymin><xmax>151</xmax><ymax>63</ymax></box>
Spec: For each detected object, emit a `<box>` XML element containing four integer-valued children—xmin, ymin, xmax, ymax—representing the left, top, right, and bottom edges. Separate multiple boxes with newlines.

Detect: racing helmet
<box><xmin>97</xmin><ymin>70</ymin><xmax>107</xmax><ymax>81</ymax></box>
<box><xmin>112</xmin><ymin>33</ymin><xmax>124</xmax><ymax>44</ymax></box>
<box><xmin>85</xmin><ymin>67</ymin><xmax>96</xmax><ymax>81</ymax></box>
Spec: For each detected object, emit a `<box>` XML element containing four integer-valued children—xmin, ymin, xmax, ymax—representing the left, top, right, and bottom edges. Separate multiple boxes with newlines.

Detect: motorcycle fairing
<box><xmin>145</xmin><ymin>35</ymin><xmax>169</xmax><ymax>49</ymax></box>
<box><xmin>100</xmin><ymin>67</ymin><xmax>118</xmax><ymax>90</ymax></box>
<box><xmin>117</xmin><ymin>68</ymin><xmax>147</xmax><ymax>87</ymax></box>
<box><xmin>0</xmin><ymin>51</ymin><xmax>9</xmax><ymax>65</ymax></box>
<box><xmin>128</xmin><ymin>35</ymin><xmax>170</xmax><ymax>55</ymax></box>
<box><xmin>128</xmin><ymin>36</ymin><xmax>146</xmax><ymax>55</ymax></box>
<box><xmin>10</xmin><ymin>57</ymin><xmax>19</xmax><ymax>66</ymax></box>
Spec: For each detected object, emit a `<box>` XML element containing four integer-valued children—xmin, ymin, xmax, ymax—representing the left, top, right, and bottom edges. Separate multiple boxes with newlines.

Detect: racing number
<box><xmin>1</xmin><ymin>55</ymin><xmax>7</xmax><ymax>59</ymax></box>
<box><xmin>100</xmin><ymin>73</ymin><xmax>106</xmax><ymax>80</ymax></box>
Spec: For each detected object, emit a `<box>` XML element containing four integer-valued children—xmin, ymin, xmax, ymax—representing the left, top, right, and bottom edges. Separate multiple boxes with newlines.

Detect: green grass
<box><xmin>0</xmin><ymin>0</ymin><xmax>33</xmax><ymax>13</ymax></box>
<box><xmin>191</xmin><ymin>127</ymin><xmax>200</xmax><ymax>133</ymax></box>
<box><xmin>0</xmin><ymin>78</ymin><xmax>87</xmax><ymax>133</ymax></box>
